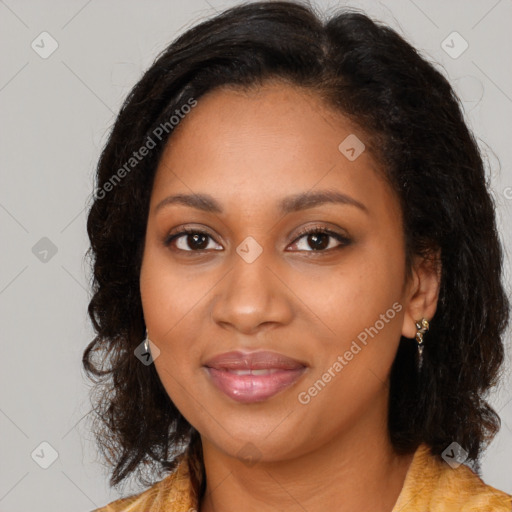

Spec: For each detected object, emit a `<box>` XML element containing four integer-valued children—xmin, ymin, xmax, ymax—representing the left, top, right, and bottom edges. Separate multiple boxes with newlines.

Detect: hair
<box><xmin>83</xmin><ymin>0</ymin><xmax>510</xmax><ymax>488</ymax></box>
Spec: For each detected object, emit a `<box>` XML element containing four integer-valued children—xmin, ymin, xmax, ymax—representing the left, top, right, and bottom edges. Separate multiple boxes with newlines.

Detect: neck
<box><xmin>198</xmin><ymin>393</ymin><xmax>415</xmax><ymax>512</ymax></box>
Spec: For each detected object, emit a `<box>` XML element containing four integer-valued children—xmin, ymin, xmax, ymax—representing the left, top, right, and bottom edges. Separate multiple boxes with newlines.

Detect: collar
<box><xmin>186</xmin><ymin>440</ymin><xmax>511</xmax><ymax>512</ymax></box>
<box><xmin>98</xmin><ymin>439</ymin><xmax>511</xmax><ymax>511</ymax></box>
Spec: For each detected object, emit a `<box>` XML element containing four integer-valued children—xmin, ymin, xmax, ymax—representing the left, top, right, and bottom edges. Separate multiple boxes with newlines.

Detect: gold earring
<box><xmin>415</xmin><ymin>318</ymin><xmax>429</xmax><ymax>370</ymax></box>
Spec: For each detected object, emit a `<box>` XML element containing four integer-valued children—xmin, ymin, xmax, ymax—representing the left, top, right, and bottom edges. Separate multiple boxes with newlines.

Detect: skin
<box><xmin>139</xmin><ymin>80</ymin><xmax>441</xmax><ymax>512</ymax></box>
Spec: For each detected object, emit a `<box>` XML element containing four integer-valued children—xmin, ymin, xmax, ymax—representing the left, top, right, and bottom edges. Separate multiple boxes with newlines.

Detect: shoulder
<box><xmin>92</xmin><ymin>474</ymin><xmax>175</xmax><ymax>512</ymax></box>
<box><xmin>393</xmin><ymin>443</ymin><xmax>512</xmax><ymax>512</ymax></box>
<box><xmin>92</xmin><ymin>452</ymin><xmax>198</xmax><ymax>512</ymax></box>
<box><xmin>431</xmin><ymin>459</ymin><xmax>511</xmax><ymax>511</ymax></box>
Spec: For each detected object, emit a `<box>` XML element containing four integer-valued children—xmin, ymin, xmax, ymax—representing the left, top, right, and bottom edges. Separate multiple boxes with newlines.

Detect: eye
<box><xmin>164</xmin><ymin>227</ymin><xmax>222</xmax><ymax>252</ymax></box>
<box><xmin>289</xmin><ymin>226</ymin><xmax>351</xmax><ymax>252</ymax></box>
<box><xmin>164</xmin><ymin>225</ymin><xmax>351</xmax><ymax>253</ymax></box>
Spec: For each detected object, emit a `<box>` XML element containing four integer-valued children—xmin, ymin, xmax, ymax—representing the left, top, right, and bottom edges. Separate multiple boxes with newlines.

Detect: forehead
<box><xmin>150</xmin><ymin>81</ymin><xmax>397</xmax><ymax>219</ymax></box>
<box><xmin>164</xmin><ymin>81</ymin><xmax>355</xmax><ymax>165</ymax></box>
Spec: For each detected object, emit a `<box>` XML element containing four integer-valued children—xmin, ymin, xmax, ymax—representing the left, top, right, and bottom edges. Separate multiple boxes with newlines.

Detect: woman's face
<box><xmin>140</xmin><ymin>81</ymin><xmax>431</xmax><ymax>461</ymax></box>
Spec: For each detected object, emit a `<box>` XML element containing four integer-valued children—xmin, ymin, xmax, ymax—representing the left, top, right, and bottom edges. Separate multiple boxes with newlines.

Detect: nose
<box><xmin>210</xmin><ymin>249</ymin><xmax>294</xmax><ymax>335</ymax></box>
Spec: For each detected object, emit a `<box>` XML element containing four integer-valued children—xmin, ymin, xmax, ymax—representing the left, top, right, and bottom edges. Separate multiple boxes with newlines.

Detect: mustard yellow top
<box><xmin>94</xmin><ymin>441</ymin><xmax>511</xmax><ymax>512</ymax></box>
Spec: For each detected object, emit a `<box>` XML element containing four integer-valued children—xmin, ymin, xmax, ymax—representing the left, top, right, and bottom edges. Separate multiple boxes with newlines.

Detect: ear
<box><xmin>401</xmin><ymin>250</ymin><xmax>442</xmax><ymax>339</ymax></box>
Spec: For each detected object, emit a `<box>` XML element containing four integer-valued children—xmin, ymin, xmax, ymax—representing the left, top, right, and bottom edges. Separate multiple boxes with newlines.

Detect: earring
<box><xmin>143</xmin><ymin>329</ymin><xmax>150</xmax><ymax>354</ymax></box>
<box><xmin>415</xmin><ymin>318</ymin><xmax>429</xmax><ymax>370</ymax></box>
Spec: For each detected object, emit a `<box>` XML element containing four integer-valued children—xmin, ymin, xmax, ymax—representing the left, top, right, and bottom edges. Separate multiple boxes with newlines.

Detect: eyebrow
<box><xmin>155</xmin><ymin>189</ymin><xmax>368</xmax><ymax>215</ymax></box>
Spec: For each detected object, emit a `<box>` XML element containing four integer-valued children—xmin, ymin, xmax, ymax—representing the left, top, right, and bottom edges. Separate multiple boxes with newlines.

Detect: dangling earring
<box><xmin>415</xmin><ymin>318</ymin><xmax>429</xmax><ymax>370</ymax></box>
<box><xmin>138</xmin><ymin>328</ymin><xmax>160</xmax><ymax>364</ymax></box>
<box><xmin>143</xmin><ymin>329</ymin><xmax>151</xmax><ymax>354</ymax></box>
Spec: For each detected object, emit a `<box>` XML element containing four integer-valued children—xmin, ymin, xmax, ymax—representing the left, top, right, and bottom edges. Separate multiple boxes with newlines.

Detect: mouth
<box><xmin>216</xmin><ymin>368</ymin><xmax>284</xmax><ymax>375</ymax></box>
<box><xmin>203</xmin><ymin>350</ymin><xmax>308</xmax><ymax>403</ymax></box>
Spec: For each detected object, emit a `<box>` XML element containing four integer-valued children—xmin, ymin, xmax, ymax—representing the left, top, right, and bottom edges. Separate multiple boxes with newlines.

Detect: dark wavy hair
<box><xmin>83</xmin><ymin>0</ymin><xmax>510</xmax><ymax>488</ymax></box>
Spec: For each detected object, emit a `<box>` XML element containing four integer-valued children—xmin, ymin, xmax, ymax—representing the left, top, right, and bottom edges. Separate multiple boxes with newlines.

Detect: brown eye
<box><xmin>164</xmin><ymin>228</ymin><xmax>222</xmax><ymax>252</ymax></box>
<box><xmin>182</xmin><ymin>232</ymin><xmax>209</xmax><ymax>250</ymax></box>
<box><xmin>290</xmin><ymin>227</ymin><xmax>351</xmax><ymax>252</ymax></box>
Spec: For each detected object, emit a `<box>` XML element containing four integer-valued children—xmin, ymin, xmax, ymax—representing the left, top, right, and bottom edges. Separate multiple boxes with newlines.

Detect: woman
<box><xmin>84</xmin><ymin>1</ymin><xmax>512</xmax><ymax>511</ymax></box>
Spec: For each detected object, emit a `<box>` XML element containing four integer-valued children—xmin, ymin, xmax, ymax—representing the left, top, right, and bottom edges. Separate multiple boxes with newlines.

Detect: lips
<box><xmin>204</xmin><ymin>350</ymin><xmax>307</xmax><ymax>371</ymax></box>
<box><xmin>203</xmin><ymin>350</ymin><xmax>307</xmax><ymax>403</ymax></box>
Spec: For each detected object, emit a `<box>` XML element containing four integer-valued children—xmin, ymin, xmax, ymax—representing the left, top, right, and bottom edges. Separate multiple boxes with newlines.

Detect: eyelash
<box><xmin>163</xmin><ymin>225</ymin><xmax>351</xmax><ymax>253</ymax></box>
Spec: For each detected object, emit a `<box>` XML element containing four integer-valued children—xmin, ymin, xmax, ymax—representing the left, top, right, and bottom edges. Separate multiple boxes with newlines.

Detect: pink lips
<box><xmin>203</xmin><ymin>350</ymin><xmax>307</xmax><ymax>403</ymax></box>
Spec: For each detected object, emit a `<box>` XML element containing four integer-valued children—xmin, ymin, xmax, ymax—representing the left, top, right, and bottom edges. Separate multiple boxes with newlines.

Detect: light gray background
<box><xmin>1</xmin><ymin>1</ymin><xmax>511</xmax><ymax>511</ymax></box>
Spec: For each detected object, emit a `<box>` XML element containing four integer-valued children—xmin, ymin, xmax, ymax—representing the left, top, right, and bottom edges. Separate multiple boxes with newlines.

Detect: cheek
<box><xmin>306</xmin><ymin>245</ymin><xmax>406</xmax><ymax>397</ymax></box>
<box><xmin>318</xmin><ymin>243</ymin><xmax>404</xmax><ymax>334</ymax></box>
<box><xmin>140</xmin><ymin>245</ymin><xmax>207</xmax><ymax>333</ymax></box>
<box><xmin>296</xmin><ymin>261</ymin><xmax>404</xmax><ymax>421</ymax></box>
<box><xmin>139</xmin><ymin>250</ymin><xmax>206</xmax><ymax>401</ymax></box>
